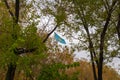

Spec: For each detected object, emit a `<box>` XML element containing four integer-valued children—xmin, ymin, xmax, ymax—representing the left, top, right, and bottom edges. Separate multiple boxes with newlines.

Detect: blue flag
<box><xmin>54</xmin><ymin>32</ymin><xmax>66</xmax><ymax>44</ymax></box>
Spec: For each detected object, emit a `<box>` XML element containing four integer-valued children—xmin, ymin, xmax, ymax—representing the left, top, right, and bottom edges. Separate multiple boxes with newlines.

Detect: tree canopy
<box><xmin>0</xmin><ymin>0</ymin><xmax>120</xmax><ymax>80</ymax></box>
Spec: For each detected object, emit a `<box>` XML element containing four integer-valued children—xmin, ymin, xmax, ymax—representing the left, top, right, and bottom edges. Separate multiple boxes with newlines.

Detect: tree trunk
<box><xmin>5</xmin><ymin>64</ymin><xmax>16</xmax><ymax>80</ymax></box>
<box><xmin>90</xmin><ymin>53</ymin><xmax>97</xmax><ymax>80</ymax></box>
<box><xmin>98</xmin><ymin>54</ymin><xmax>103</xmax><ymax>80</ymax></box>
<box><xmin>4</xmin><ymin>0</ymin><xmax>20</xmax><ymax>80</ymax></box>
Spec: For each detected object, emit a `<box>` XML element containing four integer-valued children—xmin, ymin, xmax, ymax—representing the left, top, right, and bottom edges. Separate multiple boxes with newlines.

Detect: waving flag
<box><xmin>54</xmin><ymin>32</ymin><xmax>66</xmax><ymax>44</ymax></box>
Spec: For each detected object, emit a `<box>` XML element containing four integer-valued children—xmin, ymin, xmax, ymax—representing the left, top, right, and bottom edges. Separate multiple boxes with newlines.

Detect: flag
<box><xmin>54</xmin><ymin>32</ymin><xmax>66</xmax><ymax>44</ymax></box>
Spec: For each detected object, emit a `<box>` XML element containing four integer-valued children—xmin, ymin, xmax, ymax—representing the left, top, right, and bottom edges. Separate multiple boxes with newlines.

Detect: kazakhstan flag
<box><xmin>54</xmin><ymin>32</ymin><xmax>66</xmax><ymax>44</ymax></box>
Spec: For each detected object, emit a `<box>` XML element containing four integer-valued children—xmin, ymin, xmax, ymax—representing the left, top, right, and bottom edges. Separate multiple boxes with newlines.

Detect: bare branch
<box><xmin>41</xmin><ymin>17</ymin><xmax>51</xmax><ymax>33</ymax></box>
<box><xmin>43</xmin><ymin>25</ymin><xmax>58</xmax><ymax>43</ymax></box>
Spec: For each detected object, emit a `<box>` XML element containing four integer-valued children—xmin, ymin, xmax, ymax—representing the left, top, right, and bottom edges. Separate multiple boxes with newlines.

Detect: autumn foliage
<box><xmin>0</xmin><ymin>47</ymin><xmax>120</xmax><ymax>80</ymax></box>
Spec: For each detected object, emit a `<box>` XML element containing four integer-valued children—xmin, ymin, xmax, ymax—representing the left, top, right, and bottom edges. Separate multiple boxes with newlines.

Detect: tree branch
<box><xmin>99</xmin><ymin>0</ymin><xmax>118</xmax><ymax>63</ymax></box>
<box><xmin>14</xmin><ymin>25</ymin><xmax>58</xmax><ymax>55</ymax></box>
<box><xmin>15</xmin><ymin>0</ymin><xmax>20</xmax><ymax>23</ymax></box>
<box><xmin>116</xmin><ymin>14</ymin><xmax>120</xmax><ymax>41</ymax></box>
<box><xmin>14</xmin><ymin>47</ymin><xmax>38</xmax><ymax>55</ymax></box>
<box><xmin>43</xmin><ymin>25</ymin><xmax>58</xmax><ymax>43</ymax></box>
<box><xmin>102</xmin><ymin>0</ymin><xmax>109</xmax><ymax>14</ymax></box>
<box><xmin>116</xmin><ymin>1</ymin><xmax>120</xmax><ymax>44</ymax></box>
<box><xmin>15</xmin><ymin>25</ymin><xmax>58</xmax><ymax>55</ymax></box>
<box><xmin>74</xmin><ymin>2</ymin><xmax>98</xmax><ymax>80</ymax></box>
<box><xmin>98</xmin><ymin>1</ymin><xmax>118</xmax><ymax>80</ymax></box>
<box><xmin>3</xmin><ymin>0</ymin><xmax>14</xmax><ymax>20</ymax></box>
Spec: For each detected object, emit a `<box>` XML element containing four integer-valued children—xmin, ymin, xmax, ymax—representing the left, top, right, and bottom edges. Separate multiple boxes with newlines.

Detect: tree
<box><xmin>1</xmin><ymin>0</ymin><xmax>120</xmax><ymax>80</ymax></box>
<box><xmin>0</xmin><ymin>0</ymin><xmax>57</xmax><ymax>80</ymax></box>
<box><xmin>40</xmin><ymin>0</ymin><xmax>120</xmax><ymax>80</ymax></box>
